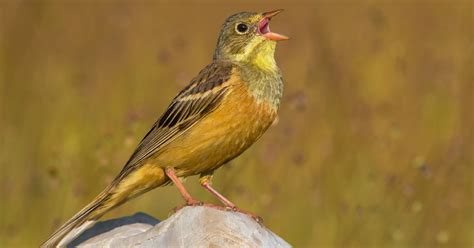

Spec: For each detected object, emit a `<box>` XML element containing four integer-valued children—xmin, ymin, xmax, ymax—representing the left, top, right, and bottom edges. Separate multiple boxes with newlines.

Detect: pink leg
<box><xmin>201</xmin><ymin>181</ymin><xmax>237</xmax><ymax>209</ymax></box>
<box><xmin>199</xmin><ymin>175</ymin><xmax>263</xmax><ymax>223</ymax></box>
<box><xmin>165</xmin><ymin>168</ymin><xmax>201</xmax><ymax>205</ymax></box>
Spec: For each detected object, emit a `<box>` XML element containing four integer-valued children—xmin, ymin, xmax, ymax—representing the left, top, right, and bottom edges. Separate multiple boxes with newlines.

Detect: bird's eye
<box><xmin>235</xmin><ymin>23</ymin><xmax>249</xmax><ymax>34</ymax></box>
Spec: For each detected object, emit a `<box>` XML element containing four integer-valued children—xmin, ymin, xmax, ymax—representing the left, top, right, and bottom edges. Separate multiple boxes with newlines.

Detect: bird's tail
<box><xmin>41</xmin><ymin>165</ymin><xmax>167</xmax><ymax>247</ymax></box>
<box><xmin>40</xmin><ymin>184</ymin><xmax>116</xmax><ymax>248</ymax></box>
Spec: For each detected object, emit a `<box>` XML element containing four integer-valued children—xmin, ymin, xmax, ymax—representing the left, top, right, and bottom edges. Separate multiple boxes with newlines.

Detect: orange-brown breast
<box><xmin>152</xmin><ymin>81</ymin><xmax>277</xmax><ymax>177</ymax></box>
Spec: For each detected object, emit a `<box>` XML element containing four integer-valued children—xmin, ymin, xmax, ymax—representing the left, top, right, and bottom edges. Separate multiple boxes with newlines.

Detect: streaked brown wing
<box><xmin>120</xmin><ymin>61</ymin><xmax>234</xmax><ymax>172</ymax></box>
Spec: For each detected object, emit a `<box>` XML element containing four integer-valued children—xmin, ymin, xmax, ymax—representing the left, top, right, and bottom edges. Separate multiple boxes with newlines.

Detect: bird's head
<box><xmin>213</xmin><ymin>10</ymin><xmax>288</xmax><ymax>71</ymax></box>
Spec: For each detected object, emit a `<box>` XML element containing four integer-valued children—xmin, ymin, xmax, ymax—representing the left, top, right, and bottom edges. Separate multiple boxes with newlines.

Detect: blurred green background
<box><xmin>0</xmin><ymin>1</ymin><xmax>472</xmax><ymax>247</ymax></box>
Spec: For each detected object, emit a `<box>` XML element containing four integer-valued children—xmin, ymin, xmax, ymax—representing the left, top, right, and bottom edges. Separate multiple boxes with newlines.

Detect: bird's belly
<box><xmin>153</xmin><ymin>84</ymin><xmax>277</xmax><ymax>176</ymax></box>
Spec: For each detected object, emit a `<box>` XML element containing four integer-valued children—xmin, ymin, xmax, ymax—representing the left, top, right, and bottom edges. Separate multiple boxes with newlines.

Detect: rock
<box><xmin>68</xmin><ymin>212</ymin><xmax>159</xmax><ymax>247</ymax></box>
<box><xmin>71</xmin><ymin>206</ymin><xmax>291</xmax><ymax>247</ymax></box>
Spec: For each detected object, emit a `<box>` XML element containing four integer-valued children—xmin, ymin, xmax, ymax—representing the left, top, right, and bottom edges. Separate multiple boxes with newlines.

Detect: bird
<box><xmin>41</xmin><ymin>9</ymin><xmax>288</xmax><ymax>247</ymax></box>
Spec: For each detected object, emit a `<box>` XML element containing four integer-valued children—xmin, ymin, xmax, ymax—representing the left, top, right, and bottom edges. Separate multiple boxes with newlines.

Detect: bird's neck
<box><xmin>246</xmin><ymin>41</ymin><xmax>278</xmax><ymax>73</ymax></box>
<box><xmin>214</xmin><ymin>42</ymin><xmax>283</xmax><ymax>108</ymax></box>
<box><xmin>237</xmin><ymin>60</ymin><xmax>283</xmax><ymax>109</ymax></box>
<box><xmin>215</xmin><ymin>41</ymin><xmax>278</xmax><ymax>73</ymax></box>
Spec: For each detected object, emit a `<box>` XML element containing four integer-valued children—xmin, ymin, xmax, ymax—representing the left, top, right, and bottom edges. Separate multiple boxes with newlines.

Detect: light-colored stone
<box><xmin>73</xmin><ymin>206</ymin><xmax>291</xmax><ymax>248</ymax></box>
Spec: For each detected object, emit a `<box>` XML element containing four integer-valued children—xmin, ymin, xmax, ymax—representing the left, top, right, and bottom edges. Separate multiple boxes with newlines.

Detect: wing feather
<box><xmin>120</xmin><ymin>61</ymin><xmax>234</xmax><ymax>172</ymax></box>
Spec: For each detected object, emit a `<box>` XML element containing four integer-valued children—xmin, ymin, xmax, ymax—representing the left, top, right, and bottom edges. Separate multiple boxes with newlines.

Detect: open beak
<box><xmin>258</xmin><ymin>9</ymin><xmax>289</xmax><ymax>41</ymax></box>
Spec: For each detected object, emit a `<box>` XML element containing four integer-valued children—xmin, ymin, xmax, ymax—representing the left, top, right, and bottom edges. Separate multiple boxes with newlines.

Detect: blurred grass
<box><xmin>0</xmin><ymin>1</ymin><xmax>472</xmax><ymax>247</ymax></box>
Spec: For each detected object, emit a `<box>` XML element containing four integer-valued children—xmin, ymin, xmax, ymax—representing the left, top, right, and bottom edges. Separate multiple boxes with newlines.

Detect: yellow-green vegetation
<box><xmin>0</xmin><ymin>1</ymin><xmax>472</xmax><ymax>247</ymax></box>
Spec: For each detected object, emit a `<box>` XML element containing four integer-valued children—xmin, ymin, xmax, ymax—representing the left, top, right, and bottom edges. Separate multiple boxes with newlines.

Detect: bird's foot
<box><xmin>171</xmin><ymin>199</ymin><xmax>202</xmax><ymax>213</ymax></box>
<box><xmin>186</xmin><ymin>198</ymin><xmax>203</xmax><ymax>206</ymax></box>
<box><xmin>170</xmin><ymin>201</ymin><xmax>263</xmax><ymax>223</ymax></box>
<box><xmin>225</xmin><ymin>206</ymin><xmax>263</xmax><ymax>223</ymax></box>
<box><xmin>171</xmin><ymin>201</ymin><xmax>228</xmax><ymax>213</ymax></box>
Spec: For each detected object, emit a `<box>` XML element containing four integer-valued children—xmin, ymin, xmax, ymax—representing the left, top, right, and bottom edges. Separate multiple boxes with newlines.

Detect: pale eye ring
<box><xmin>235</xmin><ymin>23</ymin><xmax>249</xmax><ymax>34</ymax></box>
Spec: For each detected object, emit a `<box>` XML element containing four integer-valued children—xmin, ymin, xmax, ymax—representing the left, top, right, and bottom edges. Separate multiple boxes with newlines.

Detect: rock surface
<box><xmin>70</xmin><ymin>206</ymin><xmax>291</xmax><ymax>248</ymax></box>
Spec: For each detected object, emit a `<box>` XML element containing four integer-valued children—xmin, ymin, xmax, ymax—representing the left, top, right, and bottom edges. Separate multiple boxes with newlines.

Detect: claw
<box><xmin>186</xmin><ymin>199</ymin><xmax>203</xmax><ymax>206</ymax></box>
<box><xmin>170</xmin><ymin>201</ymin><xmax>263</xmax><ymax>224</ymax></box>
<box><xmin>227</xmin><ymin>206</ymin><xmax>263</xmax><ymax>224</ymax></box>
